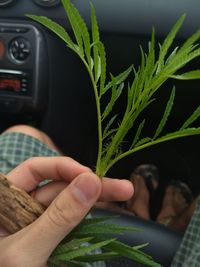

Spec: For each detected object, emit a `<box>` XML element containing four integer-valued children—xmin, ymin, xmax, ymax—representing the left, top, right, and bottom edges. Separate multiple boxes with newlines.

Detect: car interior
<box><xmin>0</xmin><ymin>0</ymin><xmax>200</xmax><ymax>266</ymax></box>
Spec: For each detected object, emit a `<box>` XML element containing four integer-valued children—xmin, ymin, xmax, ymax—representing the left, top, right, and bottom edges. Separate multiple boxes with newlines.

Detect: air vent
<box><xmin>33</xmin><ymin>0</ymin><xmax>60</xmax><ymax>7</ymax></box>
<box><xmin>0</xmin><ymin>0</ymin><xmax>15</xmax><ymax>7</ymax></box>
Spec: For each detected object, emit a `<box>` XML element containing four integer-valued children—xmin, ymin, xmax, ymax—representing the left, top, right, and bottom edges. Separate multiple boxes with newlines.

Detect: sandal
<box><xmin>130</xmin><ymin>164</ymin><xmax>160</xmax><ymax>195</ymax></box>
<box><xmin>157</xmin><ymin>180</ymin><xmax>194</xmax><ymax>230</ymax></box>
<box><xmin>169</xmin><ymin>179</ymin><xmax>193</xmax><ymax>204</ymax></box>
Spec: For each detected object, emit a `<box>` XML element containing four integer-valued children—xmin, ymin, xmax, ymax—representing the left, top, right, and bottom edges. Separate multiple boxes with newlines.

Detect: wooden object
<box><xmin>0</xmin><ymin>173</ymin><xmax>45</xmax><ymax>234</ymax></box>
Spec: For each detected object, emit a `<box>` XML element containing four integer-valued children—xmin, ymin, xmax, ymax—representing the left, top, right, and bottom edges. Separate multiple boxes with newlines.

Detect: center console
<box><xmin>0</xmin><ymin>20</ymin><xmax>48</xmax><ymax>112</ymax></box>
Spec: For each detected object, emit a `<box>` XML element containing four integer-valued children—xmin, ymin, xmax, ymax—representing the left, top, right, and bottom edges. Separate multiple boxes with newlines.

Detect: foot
<box><xmin>156</xmin><ymin>183</ymin><xmax>195</xmax><ymax>232</ymax></box>
<box><xmin>126</xmin><ymin>174</ymin><xmax>151</xmax><ymax>219</ymax></box>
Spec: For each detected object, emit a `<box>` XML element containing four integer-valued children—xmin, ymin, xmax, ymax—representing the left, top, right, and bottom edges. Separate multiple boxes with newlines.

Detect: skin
<box><xmin>0</xmin><ymin>156</ymin><xmax>134</xmax><ymax>267</ymax></box>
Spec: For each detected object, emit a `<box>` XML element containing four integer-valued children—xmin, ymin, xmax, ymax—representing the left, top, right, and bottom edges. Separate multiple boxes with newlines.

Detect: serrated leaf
<box><xmin>103</xmin><ymin>115</ymin><xmax>118</xmax><ymax>140</ymax></box>
<box><xmin>176</xmin><ymin>29</ymin><xmax>200</xmax><ymax>57</ymax></box>
<box><xmin>145</xmin><ymin>28</ymin><xmax>156</xmax><ymax>83</ymax></box>
<box><xmin>131</xmin><ymin>119</ymin><xmax>146</xmax><ymax>149</ymax></box>
<box><xmin>155</xmin><ymin>128</ymin><xmax>200</xmax><ymax>144</ymax></box>
<box><xmin>166</xmin><ymin>48</ymin><xmax>200</xmax><ymax>75</ymax></box>
<box><xmin>62</xmin><ymin>0</ymin><xmax>84</xmax><ymax>55</ymax></box>
<box><xmin>75</xmin><ymin>251</ymin><xmax>118</xmax><ymax>262</ymax></box>
<box><xmin>26</xmin><ymin>15</ymin><xmax>75</xmax><ymax>49</ymax></box>
<box><xmin>70</xmin><ymin>222</ymin><xmax>140</xmax><ymax>238</ymax></box>
<box><xmin>133</xmin><ymin>243</ymin><xmax>149</xmax><ymax>250</ymax></box>
<box><xmin>104</xmin><ymin>240</ymin><xmax>161</xmax><ymax>267</ymax></box>
<box><xmin>170</xmin><ymin>70</ymin><xmax>200</xmax><ymax>80</ymax></box>
<box><xmin>54</xmin><ymin>239</ymin><xmax>115</xmax><ymax>261</ymax></box>
<box><xmin>180</xmin><ymin>105</ymin><xmax>200</xmax><ymax>130</ymax></box>
<box><xmin>69</xmin><ymin>2</ymin><xmax>91</xmax><ymax>64</ymax></box>
<box><xmin>132</xmin><ymin>46</ymin><xmax>146</xmax><ymax>101</ymax></box>
<box><xmin>102</xmin><ymin>65</ymin><xmax>132</xmax><ymax>96</ymax></box>
<box><xmin>165</xmin><ymin>46</ymin><xmax>179</xmax><ymax>64</ymax></box>
<box><xmin>78</xmin><ymin>216</ymin><xmax>119</xmax><ymax>226</ymax></box>
<box><xmin>52</xmin><ymin>237</ymin><xmax>93</xmax><ymax>256</ymax></box>
<box><xmin>97</xmin><ymin>41</ymin><xmax>107</xmax><ymax>95</ymax></box>
<box><xmin>157</xmin><ymin>14</ymin><xmax>185</xmax><ymax>72</ymax></box>
<box><xmin>135</xmin><ymin>137</ymin><xmax>152</xmax><ymax>147</ymax></box>
<box><xmin>153</xmin><ymin>87</ymin><xmax>175</xmax><ymax>139</ymax></box>
<box><xmin>102</xmin><ymin>78</ymin><xmax>124</xmax><ymax>121</ymax></box>
<box><xmin>91</xmin><ymin>3</ymin><xmax>101</xmax><ymax>79</ymax></box>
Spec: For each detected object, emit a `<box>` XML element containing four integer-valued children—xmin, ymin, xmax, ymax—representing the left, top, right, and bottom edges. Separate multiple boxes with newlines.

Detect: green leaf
<box><xmin>154</xmin><ymin>128</ymin><xmax>200</xmax><ymax>144</ymax></box>
<box><xmin>54</xmin><ymin>239</ymin><xmax>115</xmax><ymax>261</ymax></box>
<box><xmin>69</xmin><ymin>1</ymin><xmax>91</xmax><ymax>63</ymax></box>
<box><xmin>157</xmin><ymin>14</ymin><xmax>186</xmax><ymax>72</ymax></box>
<box><xmin>75</xmin><ymin>252</ymin><xmax>119</xmax><ymax>262</ymax></box>
<box><xmin>175</xmin><ymin>29</ymin><xmax>200</xmax><ymax>57</ymax></box>
<box><xmin>61</xmin><ymin>0</ymin><xmax>84</xmax><ymax>56</ymax></box>
<box><xmin>103</xmin><ymin>115</ymin><xmax>118</xmax><ymax>140</ymax></box>
<box><xmin>70</xmin><ymin>222</ymin><xmax>140</xmax><ymax>238</ymax></box>
<box><xmin>102</xmin><ymin>65</ymin><xmax>132</xmax><ymax>96</ymax></box>
<box><xmin>104</xmin><ymin>240</ymin><xmax>161</xmax><ymax>267</ymax></box>
<box><xmin>180</xmin><ymin>105</ymin><xmax>200</xmax><ymax>130</ymax></box>
<box><xmin>97</xmin><ymin>41</ymin><xmax>107</xmax><ymax>95</ymax></box>
<box><xmin>170</xmin><ymin>70</ymin><xmax>200</xmax><ymax>80</ymax></box>
<box><xmin>166</xmin><ymin>48</ymin><xmax>200</xmax><ymax>75</ymax></box>
<box><xmin>135</xmin><ymin>137</ymin><xmax>152</xmax><ymax>147</ymax></box>
<box><xmin>77</xmin><ymin>216</ymin><xmax>119</xmax><ymax>226</ymax></box>
<box><xmin>102</xmin><ymin>77</ymin><xmax>124</xmax><ymax>121</ymax></box>
<box><xmin>144</xmin><ymin>28</ymin><xmax>156</xmax><ymax>83</ymax></box>
<box><xmin>26</xmin><ymin>15</ymin><xmax>75</xmax><ymax>49</ymax></box>
<box><xmin>52</xmin><ymin>237</ymin><xmax>93</xmax><ymax>256</ymax></box>
<box><xmin>153</xmin><ymin>86</ymin><xmax>175</xmax><ymax>139</ymax></box>
<box><xmin>91</xmin><ymin>3</ymin><xmax>101</xmax><ymax>79</ymax></box>
<box><xmin>131</xmin><ymin>119</ymin><xmax>146</xmax><ymax>149</ymax></box>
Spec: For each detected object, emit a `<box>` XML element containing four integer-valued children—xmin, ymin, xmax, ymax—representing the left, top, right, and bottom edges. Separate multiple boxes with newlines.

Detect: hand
<box><xmin>0</xmin><ymin>156</ymin><xmax>133</xmax><ymax>267</ymax></box>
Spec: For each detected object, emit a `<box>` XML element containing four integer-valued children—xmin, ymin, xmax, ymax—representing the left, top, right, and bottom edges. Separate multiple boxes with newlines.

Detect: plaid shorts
<box><xmin>171</xmin><ymin>197</ymin><xmax>200</xmax><ymax>267</ymax></box>
<box><xmin>0</xmin><ymin>131</ymin><xmax>105</xmax><ymax>267</ymax></box>
<box><xmin>0</xmin><ymin>131</ymin><xmax>60</xmax><ymax>174</ymax></box>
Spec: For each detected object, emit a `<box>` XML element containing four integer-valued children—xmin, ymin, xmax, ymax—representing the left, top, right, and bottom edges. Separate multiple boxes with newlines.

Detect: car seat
<box><xmin>91</xmin><ymin>208</ymin><xmax>183</xmax><ymax>267</ymax></box>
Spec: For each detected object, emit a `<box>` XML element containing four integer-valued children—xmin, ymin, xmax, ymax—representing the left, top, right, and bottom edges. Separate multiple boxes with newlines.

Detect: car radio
<box><xmin>0</xmin><ymin>20</ymin><xmax>48</xmax><ymax>112</ymax></box>
<box><xmin>0</xmin><ymin>69</ymin><xmax>29</xmax><ymax>94</ymax></box>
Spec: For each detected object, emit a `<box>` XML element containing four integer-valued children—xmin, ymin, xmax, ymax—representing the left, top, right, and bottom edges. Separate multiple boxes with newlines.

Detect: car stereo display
<box><xmin>0</xmin><ymin>69</ymin><xmax>28</xmax><ymax>93</ymax></box>
<box><xmin>0</xmin><ymin>40</ymin><xmax>5</xmax><ymax>60</ymax></box>
<box><xmin>0</xmin><ymin>78</ymin><xmax>21</xmax><ymax>91</ymax></box>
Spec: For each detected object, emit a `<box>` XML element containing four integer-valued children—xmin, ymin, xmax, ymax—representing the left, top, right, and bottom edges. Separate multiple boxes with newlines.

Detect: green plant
<box><xmin>27</xmin><ymin>0</ymin><xmax>200</xmax><ymax>266</ymax></box>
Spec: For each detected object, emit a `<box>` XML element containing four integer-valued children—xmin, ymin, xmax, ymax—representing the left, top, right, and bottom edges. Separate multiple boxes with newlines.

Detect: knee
<box><xmin>3</xmin><ymin>124</ymin><xmax>61</xmax><ymax>153</ymax></box>
<box><xmin>3</xmin><ymin>125</ymin><xmax>44</xmax><ymax>141</ymax></box>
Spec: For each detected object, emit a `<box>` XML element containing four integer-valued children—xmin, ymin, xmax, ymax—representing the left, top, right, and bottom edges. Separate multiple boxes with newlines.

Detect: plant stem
<box><xmin>80</xmin><ymin>57</ymin><xmax>103</xmax><ymax>176</ymax></box>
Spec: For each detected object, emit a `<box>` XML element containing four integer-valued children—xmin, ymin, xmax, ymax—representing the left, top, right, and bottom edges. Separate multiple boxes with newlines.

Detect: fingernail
<box><xmin>72</xmin><ymin>174</ymin><xmax>100</xmax><ymax>202</ymax></box>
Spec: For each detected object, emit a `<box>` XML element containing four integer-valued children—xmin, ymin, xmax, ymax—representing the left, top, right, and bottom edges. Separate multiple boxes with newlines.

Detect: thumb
<box><xmin>24</xmin><ymin>172</ymin><xmax>101</xmax><ymax>260</ymax></box>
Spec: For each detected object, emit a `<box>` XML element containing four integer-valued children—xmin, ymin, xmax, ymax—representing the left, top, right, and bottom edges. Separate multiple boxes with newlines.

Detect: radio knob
<box><xmin>9</xmin><ymin>38</ymin><xmax>31</xmax><ymax>63</ymax></box>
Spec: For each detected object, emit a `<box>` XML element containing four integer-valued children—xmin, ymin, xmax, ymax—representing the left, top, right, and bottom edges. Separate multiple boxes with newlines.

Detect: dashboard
<box><xmin>0</xmin><ymin>0</ymin><xmax>199</xmax><ymax>36</ymax></box>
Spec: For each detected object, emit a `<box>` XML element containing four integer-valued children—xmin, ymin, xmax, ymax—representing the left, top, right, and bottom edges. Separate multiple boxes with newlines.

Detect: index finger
<box><xmin>7</xmin><ymin>156</ymin><xmax>91</xmax><ymax>192</ymax></box>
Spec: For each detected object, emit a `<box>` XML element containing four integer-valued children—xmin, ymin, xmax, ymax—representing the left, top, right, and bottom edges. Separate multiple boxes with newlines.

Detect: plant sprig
<box><xmin>27</xmin><ymin>0</ymin><xmax>200</xmax><ymax>266</ymax></box>
<box><xmin>28</xmin><ymin>1</ymin><xmax>200</xmax><ymax>178</ymax></box>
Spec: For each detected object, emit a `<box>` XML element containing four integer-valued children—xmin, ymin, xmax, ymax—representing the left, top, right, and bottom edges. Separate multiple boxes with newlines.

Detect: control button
<box><xmin>33</xmin><ymin>0</ymin><xmax>60</xmax><ymax>7</ymax></box>
<box><xmin>0</xmin><ymin>27</ymin><xmax>28</xmax><ymax>33</ymax></box>
<box><xmin>15</xmin><ymin>28</ymin><xmax>29</xmax><ymax>33</ymax></box>
<box><xmin>9</xmin><ymin>38</ymin><xmax>31</xmax><ymax>63</ymax></box>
